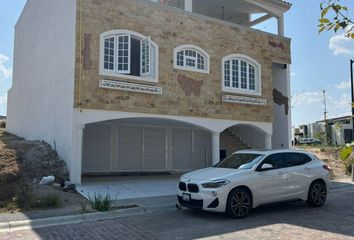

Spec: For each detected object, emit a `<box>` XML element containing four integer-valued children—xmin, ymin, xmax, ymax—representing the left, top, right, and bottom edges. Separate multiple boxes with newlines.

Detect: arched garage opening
<box><xmin>81</xmin><ymin>118</ymin><xmax>213</xmax><ymax>176</ymax></box>
<box><xmin>220</xmin><ymin>124</ymin><xmax>269</xmax><ymax>158</ymax></box>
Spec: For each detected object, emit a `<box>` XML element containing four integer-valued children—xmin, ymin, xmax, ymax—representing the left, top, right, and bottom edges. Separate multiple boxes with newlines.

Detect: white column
<box><xmin>286</xmin><ymin>64</ymin><xmax>292</xmax><ymax>148</ymax></box>
<box><xmin>185</xmin><ymin>0</ymin><xmax>193</xmax><ymax>12</ymax></box>
<box><xmin>277</xmin><ymin>14</ymin><xmax>284</xmax><ymax>36</ymax></box>
<box><xmin>70</xmin><ymin>124</ymin><xmax>85</xmax><ymax>184</ymax></box>
<box><xmin>212</xmin><ymin>131</ymin><xmax>220</xmax><ymax>165</ymax></box>
<box><xmin>265</xmin><ymin>134</ymin><xmax>272</xmax><ymax>149</ymax></box>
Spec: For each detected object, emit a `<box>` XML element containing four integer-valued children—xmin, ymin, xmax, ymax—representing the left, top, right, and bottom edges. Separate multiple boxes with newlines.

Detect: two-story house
<box><xmin>7</xmin><ymin>0</ymin><xmax>292</xmax><ymax>184</ymax></box>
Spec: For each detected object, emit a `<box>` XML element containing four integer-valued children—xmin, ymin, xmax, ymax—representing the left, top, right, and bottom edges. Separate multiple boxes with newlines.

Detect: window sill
<box><xmin>173</xmin><ymin>65</ymin><xmax>210</xmax><ymax>74</ymax></box>
<box><xmin>222</xmin><ymin>87</ymin><xmax>261</xmax><ymax>97</ymax></box>
<box><xmin>99</xmin><ymin>71</ymin><xmax>158</xmax><ymax>83</ymax></box>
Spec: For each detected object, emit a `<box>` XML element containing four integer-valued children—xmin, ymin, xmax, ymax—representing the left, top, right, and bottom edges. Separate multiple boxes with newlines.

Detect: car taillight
<box><xmin>323</xmin><ymin>164</ymin><xmax>331</xmax><ymax>171</ymax></box>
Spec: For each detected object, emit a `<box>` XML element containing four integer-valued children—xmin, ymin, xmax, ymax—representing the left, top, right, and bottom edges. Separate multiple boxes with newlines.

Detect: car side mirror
<box><xmin>260</xmin><ymin>163</ymin><xmax>273</xmax><ymax>170</ymax></box>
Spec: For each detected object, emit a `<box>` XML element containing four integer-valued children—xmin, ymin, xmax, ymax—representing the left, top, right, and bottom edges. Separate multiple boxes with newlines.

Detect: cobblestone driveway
<box><xmin>1</xmin><ymin>181</ymin><xmax>354</xmax><ymax>240</ymax></box>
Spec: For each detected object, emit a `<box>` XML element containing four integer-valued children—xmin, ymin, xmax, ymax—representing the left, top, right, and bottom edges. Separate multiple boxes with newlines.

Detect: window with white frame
<box><xmin>100</xmin><ymin>30</ymin><xmax>158</xmax><ymax>82</ymax></box>
<box><xmin>222</xmin><ymin>54</ymin><xmax>261</xmax><ymax>96</ymax></box>
<box><xmin>173</xmin><ymin>45</ymin><xmax>210</xmax><ymax>74</ymax></box>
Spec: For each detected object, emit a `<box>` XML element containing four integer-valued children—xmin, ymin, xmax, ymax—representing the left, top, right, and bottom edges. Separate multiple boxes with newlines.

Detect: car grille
<box><xmin>187</xmin><ymin>183</ymin><xmax>199</xmax><ymax>193</ymax></box>
<box><xmin>179</xmin><ymin>182</ymin><xmax>187</xmax><ymax>191</ymax></box>
<box><xmin>178</xmin><ymin>196</ymin><xmax>203</xmax><ymax>210</ymax></box>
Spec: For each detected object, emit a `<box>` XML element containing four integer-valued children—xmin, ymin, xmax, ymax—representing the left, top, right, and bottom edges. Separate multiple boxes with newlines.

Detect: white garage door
<box><xmin>83</xmin><ymin>123</ymin><xmax>212</xmax><ymax>173</ymax></box>
<box><xmin>194</xmin><ymin>130</ymin><xmax>212</xmax><ymax>169</ymax></box>
<box><xmin>172</xmin><ymin>128</ymin><xmax>193</xmax><ymax>171</ymax></box>
<box><xmin>82</xmin><ymin>124</ymin><xmax>112</xmax><ymax>173</ymax></box>
<box><xmin>143</xmin><ymin>127</ymin><xmax>167</xmax><ymax>171</ymax></box>
<box><xmin>117</xmin><ymin>126</ymin><xmax>142</xmax><ymax>171</ymax></box>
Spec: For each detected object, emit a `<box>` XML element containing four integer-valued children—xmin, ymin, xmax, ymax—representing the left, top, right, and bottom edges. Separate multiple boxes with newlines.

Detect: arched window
<box><xmin>173</xmin><ymin>45</ymin><xmax>210</xmax><ymax>74</ymax></box>
<box><xmin>100</xmin><ymin>29</ymin><xmax>159</xmax><ymax>82</ymax></box>
<box><xmin>222</xmin><ymin>54</ymin><xmax>261</xmax><ymax>96</ymax></box>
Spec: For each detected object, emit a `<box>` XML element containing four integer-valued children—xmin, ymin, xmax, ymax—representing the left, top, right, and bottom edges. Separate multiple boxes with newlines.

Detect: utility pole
<box><xmin>350</xmin><ymin>59</ymin><xmax>354</xmax><ymax>182</ymax></box>
<box><xmin>322</xmin><ymin>90</ymin><xmax>328</xmax><ymax>145</ymax></box>
<box><xmin>351</xmin><ymin>59</ymin><xmax>354</xmax><ymax>140</ymax></box>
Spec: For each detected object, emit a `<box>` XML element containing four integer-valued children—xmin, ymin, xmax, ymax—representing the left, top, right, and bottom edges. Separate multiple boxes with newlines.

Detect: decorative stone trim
<box><xmin>99</xmin><ymin>80</ymin><xmax>162</xmax><ymax>95</ymax></box>
<box><xmin>222</xmin><ymin>95</ymin><xmax>267</xmax><ymax>106</ymax></box>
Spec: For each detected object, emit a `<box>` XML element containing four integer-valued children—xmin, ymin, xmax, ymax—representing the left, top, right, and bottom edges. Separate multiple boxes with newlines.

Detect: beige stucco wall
<box><xmin>74</xmin><ymin>0</ymin><xmax>291</xmax><ymax>123</ymax></box>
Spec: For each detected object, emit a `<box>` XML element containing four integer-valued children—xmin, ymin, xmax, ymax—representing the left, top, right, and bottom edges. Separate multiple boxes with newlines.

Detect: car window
<box><xmin>284</xmin><ymin>153</ymin><xmax>312</xmax><ymax>167</ymax></box>
<box><xmin>215</xmin><ymin>154</ymin><xmax>263</xmax><ymax>169</ymax></box>
<box><xmin>258</xmin><ymin>153</ymin><xmax>286</xmax><ymax>170</ymax></box>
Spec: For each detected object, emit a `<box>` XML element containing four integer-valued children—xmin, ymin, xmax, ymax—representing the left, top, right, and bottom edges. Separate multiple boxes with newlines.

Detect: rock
<box><xmin>39</xmin><ymin>176</ymin><xmax>55</xmax><ymax>185</ymax></box>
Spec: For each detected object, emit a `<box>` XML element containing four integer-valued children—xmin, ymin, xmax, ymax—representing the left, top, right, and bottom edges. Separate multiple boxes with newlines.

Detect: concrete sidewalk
<box><xmin>77</xmin><ymin>175</ymin><xmax>180</xmax><ymax>200</ymax></box>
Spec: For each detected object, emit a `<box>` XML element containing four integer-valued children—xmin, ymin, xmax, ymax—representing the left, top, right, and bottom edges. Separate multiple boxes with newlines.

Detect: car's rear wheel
<box><xmin>307</xmin><ymin>180</ymin><xmax>327</xmax><ymax>207</ymax></box>
<box><xmin>226</xmin><ymin>188</ymin><xmax>251</xmax><ymax>219</ymax></box>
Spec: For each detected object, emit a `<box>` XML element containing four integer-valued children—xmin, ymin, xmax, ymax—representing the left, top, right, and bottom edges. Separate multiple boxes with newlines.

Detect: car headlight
<box><xmin>201</xmin><ymin>179</ymin><xmax>230</xmax><ymax>188</ymax></box>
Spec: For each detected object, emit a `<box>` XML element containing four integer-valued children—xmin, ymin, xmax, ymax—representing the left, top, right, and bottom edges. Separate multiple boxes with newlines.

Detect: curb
<box><xmin>0</xmin><ymin>207</ymin><xmax>145</xmax><ymax>233</ymax></box>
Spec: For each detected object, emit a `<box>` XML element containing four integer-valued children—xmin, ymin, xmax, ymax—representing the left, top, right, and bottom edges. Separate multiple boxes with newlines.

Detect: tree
<box><xmin>319</xmin><ymin>0</ymin><xmax>354</xmax><ymax>39</ymax></box>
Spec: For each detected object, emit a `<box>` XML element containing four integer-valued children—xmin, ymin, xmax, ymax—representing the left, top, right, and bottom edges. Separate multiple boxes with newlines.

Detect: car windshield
<box><xmin>214</xmin><ymin>153</ymin><xmax>264</xmax><ymax>170</ymax></box>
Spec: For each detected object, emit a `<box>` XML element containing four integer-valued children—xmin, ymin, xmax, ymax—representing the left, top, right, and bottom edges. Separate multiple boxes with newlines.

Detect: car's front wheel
<box><xmin>226</xmin><ymin>188</ymin><xmax>251</xmax><ymax>219</ymax></box>
<box><xmin>307</xmin><ymin>180</ymin><xmax>327</xmax><ymax>207</ymax></box>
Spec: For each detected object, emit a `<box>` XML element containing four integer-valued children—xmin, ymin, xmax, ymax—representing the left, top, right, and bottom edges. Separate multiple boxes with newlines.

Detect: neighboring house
<box><xmin>319</xmin><ymin>116</ymin><xmax>352</xmax><ymax>145</ymax></box>
<box><xmin>298</xmin><ymin>116</ymin><xmax>353</xmax><ymax>146</ymax></box>
<box><xmin>307</xmin><ymin>122</ymin><xmax>324</xmax><ymax>140</ymax></box>
<box><xmin>7</xmin><ymin>0</ymin><xmax>292</xmax><ymax>184</ymax></box>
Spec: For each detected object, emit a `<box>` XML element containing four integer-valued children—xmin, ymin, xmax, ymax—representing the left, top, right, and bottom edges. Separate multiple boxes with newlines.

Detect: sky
<box><xmin>0</xmin><ymin>0</ymin><xmax>354</xmax><ymax>127</ymax></box>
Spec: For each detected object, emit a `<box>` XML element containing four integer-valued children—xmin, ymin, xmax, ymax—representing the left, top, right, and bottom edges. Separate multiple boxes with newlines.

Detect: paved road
<box><xmin>1</xmin><ymin>181</ymin><xmax>354</xmax><ymax>240</ymax></box>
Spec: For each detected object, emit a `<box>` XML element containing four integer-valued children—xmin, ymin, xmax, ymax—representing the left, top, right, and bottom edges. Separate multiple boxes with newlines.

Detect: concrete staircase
<box><xmin>220</xmin><ymin>130</ymin><xmax>250</xmax><ymax>157</ymax></box>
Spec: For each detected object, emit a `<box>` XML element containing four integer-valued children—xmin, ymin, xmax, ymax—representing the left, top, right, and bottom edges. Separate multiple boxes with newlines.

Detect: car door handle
<box><xmin>277</xmin><ymin>171</ymin><xmax>285</xmax><ymax>175</ymax></box>
<box><xmin>304</xmin><ymin>167</ymin><xmax>311</xmax><ymax>170</ymax></box>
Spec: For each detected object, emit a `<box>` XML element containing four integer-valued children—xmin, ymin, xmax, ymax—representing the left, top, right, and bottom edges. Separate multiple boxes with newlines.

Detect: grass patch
<box><xmin>88</xmin><ymin>191</ymin><xmax>118</xmax><ymax>212</ymax></box>
<box><xmin>31</xmin><ymin>193</ymin><xmax>61</xmax><ymax>209</ymax></box>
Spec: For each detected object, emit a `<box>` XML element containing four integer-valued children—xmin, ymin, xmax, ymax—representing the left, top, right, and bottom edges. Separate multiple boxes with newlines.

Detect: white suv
<box><xmin>177</xmin><ymin>149</ymin><xmax>331</xmax><ymax>218</ymax></box>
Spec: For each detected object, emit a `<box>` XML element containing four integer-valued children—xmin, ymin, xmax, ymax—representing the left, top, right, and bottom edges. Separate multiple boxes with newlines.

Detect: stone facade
<box><xmin>74</xmin><ymin>0</ymin><xmax>291</xmax><ymax>123</ymax></box>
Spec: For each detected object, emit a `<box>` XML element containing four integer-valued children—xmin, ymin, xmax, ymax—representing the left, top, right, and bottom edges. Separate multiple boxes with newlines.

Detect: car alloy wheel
<box><xmin>227</xmin><ymin>189</ymin><xmax>251</xmax><ymax>218</ymax></box>
<box><xmin>308</xmin><ymin>181</ymin><xmax>326</xmax><ymax>207</ymax></box>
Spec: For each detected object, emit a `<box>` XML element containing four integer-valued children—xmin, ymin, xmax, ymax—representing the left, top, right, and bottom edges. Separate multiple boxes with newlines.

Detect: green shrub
<box><xmin>339</xmin><ymin>146</ymin><xmax>354</xmax><ymax>174</ymax></box>
<box><xmin>340</xmin><ymin>146</ymin><xmax>352</xmax><ymax>161</ymax></box>
<box><xmin>88</xmin><ymin>192</ymin><xmax>117</xmax><ymax>212</ymax></box>
<box><xmin>31</xmin><ymin>194</ymin><xmax>61</xmax><ymax>209</ymax></box>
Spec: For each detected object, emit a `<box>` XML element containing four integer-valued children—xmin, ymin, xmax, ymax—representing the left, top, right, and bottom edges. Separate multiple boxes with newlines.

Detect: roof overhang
<box><xmin>244</xmin><ymin>0</ymin><xmax>292</xmax><ymax>17</ymax></box>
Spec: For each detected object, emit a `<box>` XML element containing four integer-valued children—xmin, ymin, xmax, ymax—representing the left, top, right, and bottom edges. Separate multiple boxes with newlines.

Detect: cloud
<box><xmin>292</xmin><ymin>91</ymin><xmax>351</xmax><ymax>126</ymax></box>
<box><xmin>329</xmin><ymin>32</ymin><xmax>354</xmax><ymax>56</ymax></box>
<box><xmin>292</xmin><ymin>91</ymin><xmax>323</xmax><ymax>106</ymax></box>
<box><xmin>327</xmin><ymin>93</ymin><xmax>351</xmax><ymax>118</ymax></box>
<box><xmin>291</xmin><ymin>72</ymin><xmax>296</xmax><ymax>77</ymax></box>
<box><xmin>335</xmin><ymin>80</ymin><xmax>351</xmax><ymax>90</ymax></box>
<box><xmin>0</xmin><ymin>53</ymin><xmax>12</xmax><ymax>81</ymax></box>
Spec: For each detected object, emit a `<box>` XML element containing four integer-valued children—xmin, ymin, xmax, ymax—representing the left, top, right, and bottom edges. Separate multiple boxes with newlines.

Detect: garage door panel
<box><xmin>194</xmin><ymin>130</ymin><xmax>212</xmax><ymax>169</ymax></box>
<box><xmin>83</xmin><ymin>124</ymin><xmax>112</xmax><ymax>172</ymax></box>
<box><xmin>172</xmin><ymin>128</ymin><xmax>193</xmax><ymax>170</ymax></box>
<box><xmin>117</xmin><ymin>126</ymin><xmax>142</xmax><ymax>171</ymax></box>
<box><xmin>143</xmin><ymin>127</ymin><xmax>166</xmax><ymax>170</ymax></box>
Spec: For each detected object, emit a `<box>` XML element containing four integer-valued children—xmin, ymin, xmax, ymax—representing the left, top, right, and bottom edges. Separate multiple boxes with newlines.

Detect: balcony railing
<box><xmin>150</xmin><ymin>0</ymin><xmax>291</xmax><ymax>36</ymax></box>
